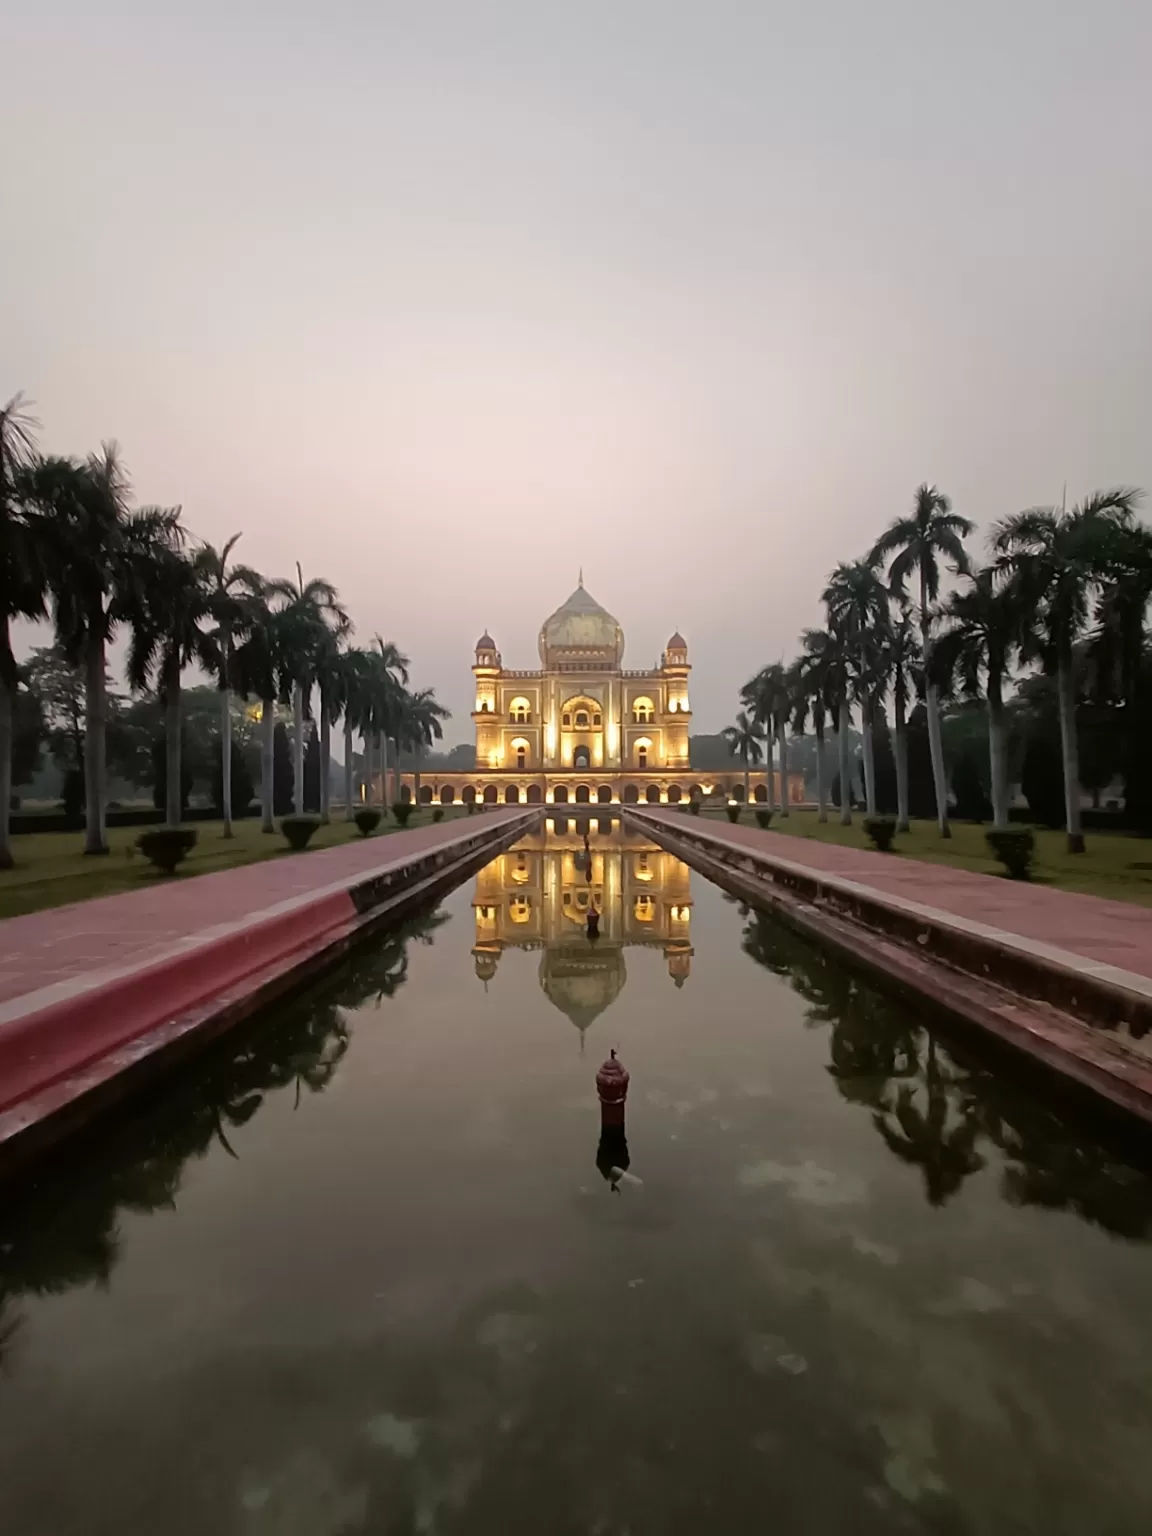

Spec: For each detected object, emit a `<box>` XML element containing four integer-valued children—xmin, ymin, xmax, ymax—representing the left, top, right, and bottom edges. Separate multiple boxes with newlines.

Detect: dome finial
<box><xmin>578</xmin><ymin>566</ymin><xmax>584</xmax><ymax>587</ymax></box>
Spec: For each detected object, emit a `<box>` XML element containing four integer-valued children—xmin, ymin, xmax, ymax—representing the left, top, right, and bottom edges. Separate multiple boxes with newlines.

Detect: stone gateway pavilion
<box><xmin>396</xmin><ymin>579</ymin><xmax>801</xmax><ymax>807</ymax></box>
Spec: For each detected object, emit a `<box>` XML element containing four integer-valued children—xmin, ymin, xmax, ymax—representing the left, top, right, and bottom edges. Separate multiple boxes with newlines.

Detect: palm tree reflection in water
<box><xmin>738</xmin><ymin>902</ymin><xmax>1152</xmax><ymax>1238</ymax></box>
<box><xmin>0</xmin><ymin>908</ymin><xmax>447</xmax><ymax>1371</ymax></box>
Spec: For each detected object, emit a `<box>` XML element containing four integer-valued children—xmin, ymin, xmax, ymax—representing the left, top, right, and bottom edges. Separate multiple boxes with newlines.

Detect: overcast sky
<box><xmin>7</xmin><ymin>1</ymin><xmax>1151</xmax><ymax>737</ymax></box>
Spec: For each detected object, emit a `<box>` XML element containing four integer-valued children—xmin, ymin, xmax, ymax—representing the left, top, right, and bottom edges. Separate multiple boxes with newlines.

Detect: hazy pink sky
<box><xmin>7</xmin><ymin>1</ymin><xmax>1151</xmax><ymax>735</ymax></box>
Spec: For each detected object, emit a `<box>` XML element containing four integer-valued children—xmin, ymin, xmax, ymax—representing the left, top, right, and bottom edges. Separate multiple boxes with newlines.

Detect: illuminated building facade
<box><xmin>397</xmin><ymin>578</ymin><xmax>800</xmax><ymax>806</ymax></box>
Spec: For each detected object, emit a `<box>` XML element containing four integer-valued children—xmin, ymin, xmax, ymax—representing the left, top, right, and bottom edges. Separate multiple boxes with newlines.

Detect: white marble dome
<box><xmin>539</xmin><ymin>580</ymin><xmax>624</xmax><ymax>665</ymax></box>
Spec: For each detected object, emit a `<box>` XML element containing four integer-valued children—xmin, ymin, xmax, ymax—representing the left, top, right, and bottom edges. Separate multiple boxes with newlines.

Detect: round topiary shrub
<box><xmin>986</xmin><ymin>827</ymin><xmax>1035</xmax><ymax>880</ymax></box>
<box><xmin>432</xmin><ymin>806</ymin><xmax>444</xmax><ymax>823</ymax></box>
<box><xmin>726</xmin><ymin>804</ymin><xmax>741</xmax><ymax>823</ymax></box>
<box><xmin>137</xmin><ymin>827</ymin><xmax>198</xmax><ymax>875</ymax></box>
<box><xmin>354</xmin><ymin>808</ymin><xmax>382</xmax><ymax>837</ymax></box>
<box><xmin>755</xmin><ymin>808</ymin><xmax>773</xmax><ymax>829</ymax></box>
<box><xmin>280</xmin><ymin>814</ymin><xmax>320</xmax><ymax>850</ymax></box>
<box><xmin>863</xmin><ymin>816</ymin><xmax>897</xmax><ymax>852</ymax></box>
<box><xmin>391</xmin><ymin>800</ymin><xmax>415</xmax><ymax>827</ymax></box>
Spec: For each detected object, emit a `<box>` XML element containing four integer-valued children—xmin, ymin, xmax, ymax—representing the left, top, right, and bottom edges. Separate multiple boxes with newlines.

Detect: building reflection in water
<box><xmin>471</xmin><ymin>816</ymin><xmax>693</xmax><ymax>1050</ymax></box>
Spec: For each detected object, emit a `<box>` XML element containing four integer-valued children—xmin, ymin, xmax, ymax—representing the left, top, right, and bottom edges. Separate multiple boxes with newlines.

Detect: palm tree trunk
<box><xmin>763</xmin><ymin>727</ymin><xmax>776</xmax><ymax>811</ymax></box>
<box><xmin>220</xmin><ymin>685</ymin><xmax>233</xmax><ymax>837</ymax></box>
<box><xmin>343</xmin><ymin>719</ymin><xmax>355</xmax><ymax>820</ymax></box>
<box><xmin>1057</xmin><ymin>652</ymin><xmax>1084</xmax><ymax>853</ymax></box>
<box><xmin>743</xmin><ymin>759</ymin><xmax>750</xmax><ymax>805</ymax></box>
<box><xmin>83</xmin><ymin>629</ymin><xmax>109</xmax><ymax>855</ymax></box>
<box><xmin>987</xmin><ymin>677</ymin><xmax>1009</xmax><ymax>832</ymax></box>
<box><xmin>164</xmin><ymin>659</ymin><xmax>182</xmax><ymax>829</ymax></box>
<box><xmin>861</xmin><ymin>704</ymin><xmax>877</xmax><ymax>816</ymax></box>
<box><xmin>319</xmin><ymin>699</ymin><xmax>331</xmax><ymax>824</ymax></box>
<box><xmin>364</xmin><ymin>732</ymin><xmax>375</xmax><ymax>806</ymax></box>
<box><xmin>0</xmin><ymin>667</ymin><xmax>14</xmax><ymax>871</ymax></box>
<box><xmin>894</xmin><ymin>695</ymin><xmax>910</xmax><ymax>833</ymax></box>
<box><xmin>921</xmin><ymin>570</ymin><xmax>950</xmax><ymax>838</ymax></box>
<box><xmin>292</xmin><ymin>681</ymin><xmax>305</xmax><ymax>815</ymax></box>
<box><xmin>815</xmin><ymin>719</ymin><xmax>828</xmax><ymax>823</ymax></box>
<box><xmin>837</xmin><ymin>698</ymin><xmax>852</xmax><ymax>825</ymax></box>
<box><xmin>777</xmin><ymin>722</ymin><xmax>790</xmax><ymax>818</ymax></box>
<box><xmin>261</xmin><ymin>698</ymin><xmax>275</xmax><ymax>831</ymax></box>
<box><xmin>380</xmin><ymin>732</ymin><xmax>390</xmax><ymax>807</ymax></box>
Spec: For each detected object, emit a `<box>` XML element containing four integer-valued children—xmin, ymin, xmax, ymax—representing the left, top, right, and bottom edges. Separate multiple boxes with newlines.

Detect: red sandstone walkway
<box><xmin>641</xmin><ymin>810</ymin><xmax>1152</xmax><ymax>984</ymax></box>
<box><xmin>0</xmin><ymin>811</ymin><xmax>526</xmax><ymax>1011</ymax></box>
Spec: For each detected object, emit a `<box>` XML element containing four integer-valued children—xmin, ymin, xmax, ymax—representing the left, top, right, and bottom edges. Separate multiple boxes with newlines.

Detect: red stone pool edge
<box><xmin>0</xmin><ymin>810</ymin><xmax>534</xmax><ymax>1166</ymax></box>
<box><xmin>625</xmin><ymin>808</ymin><xmax>1152</xmax><ymax>1125</ymax></box>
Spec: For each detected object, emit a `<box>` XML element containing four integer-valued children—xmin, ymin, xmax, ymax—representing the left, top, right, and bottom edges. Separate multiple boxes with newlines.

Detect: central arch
<box><xmin>575</xmin><ymin>783</ymin><xmax>590</xmax><ymax>803</ymax></box>
<box><xmin>597</xmin><ymin>785</ymin><xmax>612</xmax><ymax>804</ymax></box>
<box><xmin>554</xmin><ymin>785</ymin><xmax>569</xmax><ymax>804</ymax></box>
<box><xmin>504</xmin><ymin>784</ymin><xmax>520</xmax><ymax>804</ymax></box>
<box><xmin>573</xmin><ymin>745</ymin><xmax>591</xmax><ymax>770</ymax></box>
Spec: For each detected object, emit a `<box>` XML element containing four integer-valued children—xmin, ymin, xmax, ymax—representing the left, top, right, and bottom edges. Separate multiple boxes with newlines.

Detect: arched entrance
<box><xmin>754</xmin><ymin>784</ymin><xmax>768</xmax><ymax>803</ymax></box>
<box><xmin>622</xmin><ymin>784</ymin><xmax>639</xmax><ymax>804</ymax></box>
<box><xmin>554</xmin><ymin>785</ymin><xmax>569</xmax><ymax>804</ymax></box>
<box><xmin>731</xmin><ymin>783</ymin><xmax>746</xmax><ymax>801</ymax></box>
<box><xmin>689</xmin><ymin>784</ymin><xmax>702</xmax><ymax>802</ymax></box>
<box><xmin>462</xmin><ymin>785</ymin><xmax>476</xmax><ymax>805</ymax></box>
<box><xmin>400</xmin><ymin>785</ymin><xmax>411</xmax><ymax>803</ymax></box>
<box><xmin>483</xmin><ymin>784</ymin><xmax>498</xmax><ymax>804</ymax></box>
<box><xmin>575</xmin><ymin>784</ymin><xmax>590</xmax><ymax>803</ymax></box>
<box><xmin>597</xmin><ymin>785</ymin><xmax>612</xmax><ymax>804</ymax></box>
<box><xmin>573</xmin><ymin>745</ymin><xmax>590</xmax><ymax>770</ymax></box>
<box><xmin>667</xmin><ymin>784</ymin><xmax>682</xmax><ymax>803</ymax></box>
<box><xmin>526</xmin><ymin>785</ymin><xmax>542</xmax><ymax>804</ymax></box>
<box><xmin>419</xmin><ymin>785</ymin><xmax>433</xmax><ymax>804</ymax></box>
<box><xmin>440</xmin><ymin>786</ymin><xmax>455</xmax><ymax>804</ymax></box>
<box><xmin>504</xmin><ymin>785</ymin><xmax>520</xmax><ymax>804</ymax></box>
<box><xmin>645</xmin><ymin>784</ymin><xmax>660</xmax><ymax>804</ymax></box>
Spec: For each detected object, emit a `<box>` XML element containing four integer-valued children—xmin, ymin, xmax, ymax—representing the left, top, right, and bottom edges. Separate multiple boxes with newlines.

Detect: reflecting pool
<box><xmin>3</xmin><ymin>816</ymin><xmax>1152</xmax><ymax>1534</ymax></box>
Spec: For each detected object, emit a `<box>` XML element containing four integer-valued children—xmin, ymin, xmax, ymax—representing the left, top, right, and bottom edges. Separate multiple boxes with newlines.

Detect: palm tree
<box><xmin>721</xmin><ymin>709</ymin><xmax>763</xmax><ymax>804</ymax></box>
<box><xmin>794</xmin><ymin>628</ymin><xmax>835</xmax><ymax>823</ymax></box>
<box><xmin>203</xmin><ymin>535</ymin><xmax>262</xmax><ymax>837</ymax></box>
<box><xmin>871</xmin><ymin>484</ymin><xmax>974</xmax><ymax>837</ymax></box>
<box><xmin>823</xmin><ymin>560</ymin><xmax>889</xmax><ymax>817</ymax></box>
<box><xmin>330</xmin><ymin>647</ymin><xmax>373</xmax><ymax>820</ymax></box>
<box><xmin>23</xmin><ymin>445</ymin><xmax>182</xmax><ymax>854</ymax></box>
<box><xmin>820</xmin><ymin>605</ymin><xmax>856</xmax><ymax>826</ymax></box>
<box><xmin>125</xmin><ymin>540</ymin><xmax>217</xmax><ymax>828</ymax></box>
<box><xmin>368</xmin><ymin>637</ymin><xmax>410</xmax><ymax>807</ymax></box>
<box><xmin>740</xmin><ymin>667</ymin><xmax>776</xmax><ymax>810</ymax></box>
<box><xmin>232</xmin><ymin>577</ymin><xmax>289</xmax><ymax>833</ymax></box>
<box><xmin>397</xmin><ymin>686</ymin><xmax>449</xmax><ymax>805</ymax></box>
<box><xmin>1</xmin><ymin>394</ymin><xmax>44</xmax><ymax>869</ymax></box>
<box><xmin>742</xmin><ymin>662</ymin><xmax>793</xmax><ymax>816</ymax></box>
<box><xmin>933</xmin><ymin>567</ymin><xmax>1028</xmax><ymax>830</ymax></box>
<box><xmin>275</xmin><ymin>567</ymin><xmax>349</xmax><ymax>815</ymax></box>
<box><xmin>993</xmin><ymin>488</ymin><xmax>1143</xmax><ymax>852</ymax></box>
<box><xmin>883</xmin><ymin>599</ymin><xmax>921</xmax><ymax>832</ymax></box>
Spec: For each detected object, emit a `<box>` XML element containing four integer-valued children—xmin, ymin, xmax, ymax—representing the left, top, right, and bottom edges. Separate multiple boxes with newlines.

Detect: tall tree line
<box><xmin>733</xmin><ymin>481</ymin><xmax>1150</xmax><ymax>852</ymax></box>
<box><xmin>0</xmin><ymin>394</ymin><xmax>448</xmax><ymax>868</ymax></box>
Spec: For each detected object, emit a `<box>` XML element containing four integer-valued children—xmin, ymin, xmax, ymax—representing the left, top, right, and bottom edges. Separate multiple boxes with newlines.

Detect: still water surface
<box><xmin>3</xmin><ymin>818</ymin><xmax>1152</xmax><ymax>1534</ymax></box>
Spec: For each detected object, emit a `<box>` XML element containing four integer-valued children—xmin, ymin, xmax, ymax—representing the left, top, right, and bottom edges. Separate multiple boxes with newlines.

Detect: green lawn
<box><xmin>697</xmin><ymin>806</ymin><xmax>1152</xmax><ymax>908</ymax></box>
<box><xmin>0</xmin><ymin>807</ymin><xmax>470</xmax><ymax>921</ymax></box>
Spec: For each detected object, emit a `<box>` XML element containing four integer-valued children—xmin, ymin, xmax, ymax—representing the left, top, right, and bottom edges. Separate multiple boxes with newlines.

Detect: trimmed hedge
<box><xmin>354</xmin><ymin>808</ymin><xmax>383</xmax><ymax>837</ymax></box>
<box><xmin>392</xmin><ymin>801</ymin><xmax>415</xmax><ymax>827</ymax></box>
<box><xmin>986</xmin><ymin>828</ymin><xmax>1035</xmax><ymax>880</ymax></box>
<box><xmin>280</xmin><ymin>815</ymin><xmax>320</xmax><ymax>850</ymax></box>
<box><xmin>9</xmin><ymin>803</ymin><xmax>257</xmax><ymax>836</ymax></box>
<box><xmin>136</xmin><ymin>827</ymin><xmax>198</xmax><ymax>874</ymax></box>
<box><xmin>863</xmin><ymin>816</ymin><xmax>897</xmax><ymax>852</ymax></box>
<box><xmin>754</xmin><ymin>808</ymin><xmax>773</xmax><ymax>830</ymax></box>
